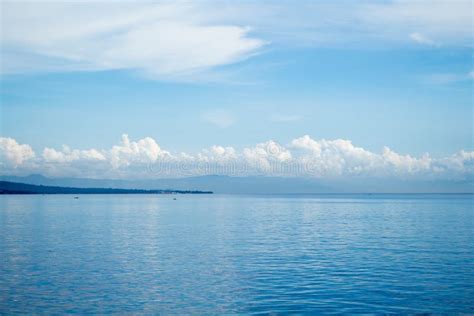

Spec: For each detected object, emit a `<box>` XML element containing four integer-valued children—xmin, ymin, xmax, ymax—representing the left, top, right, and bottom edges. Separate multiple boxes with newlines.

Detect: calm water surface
<box><xmin>1</xmin><ymin>194</ymin><xmax>473</xmax><ymax>314</ymax></box>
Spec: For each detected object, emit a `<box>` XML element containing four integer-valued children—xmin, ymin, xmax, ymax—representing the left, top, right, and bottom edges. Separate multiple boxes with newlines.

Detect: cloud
<box><xmin>208</xmin><ymin>0</ymin><xmax>473</xmax><ymax>48</ymax></box>
<box><xmin>43</xmin><ymin>146</ymin><xmax>106</xmax><ymax>163</ymax></box>
<box><xmin>109</xmin><ymin>134</ymin><xmax>170</xmax><ymax>168</ymax></box>
<box><xmin>1</xmin><ymin>134</ymin><xmax>473</xmax><ymax>181</ymax></box>
<box><xmin>291</xmin><ymin>137</ymin><xmax>379</xmax><ymax>176</ymax></box>
<box><xmin>409</xmin><ymin>32</ymin><xmax>436</xmax><ymax>46</ymax></box>
<box><xmin>0</xmin><ymin>137</ymin><xmax>35</xmax><ymax>167</ymax></box>
<box><xmin>381</xmin><ymin>146</ymin><xmax>431</xmax><ymax>175</ymax></box>
<box><xmin>202</xmin><ymin>109</ymin><xmax>236</xmax><ymax>128</ymax></box>
<box><xmin>243</xmin><ymin>140</ymin><xmax>292</xmax><ymax>171</ymax></box>
<box><xmin>361</xmin><ymin>0</ymin><xmax>472</xmax><ymax>46</ymax></box>
<box><xmin>1</xmin><ymin>2</ymin><xmax>264</xmax><ymax>80</ymax></box>
<box><xmin>1</xmin><ymin>1</ymin><xmax>472</xmax><ymax>81</ymax></box>
<box><xmin>435</xmin><ymin>150</ymin><xmax>474</xmax><ymax>174</ymax></box>
<box><xmin>423</xmin><ymin>70</ymin><xmax>474</xmax><ymax>84</ymax></box>
<box><xmin>199</xmin><ymin>146</ymin><xmax>237</xmax><ymax>162</ymax></box>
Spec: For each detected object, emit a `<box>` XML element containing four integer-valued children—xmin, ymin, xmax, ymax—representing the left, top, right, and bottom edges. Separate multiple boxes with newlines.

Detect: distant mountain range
<box><xmin>0</xmin><ymin>180</ymin><xmax>212</xmax><ymax>195</ymax></box>
<box><xmin>0</xmin><ymin>174</ymin><xmax>472</xmax><ymax>193</ymax></box>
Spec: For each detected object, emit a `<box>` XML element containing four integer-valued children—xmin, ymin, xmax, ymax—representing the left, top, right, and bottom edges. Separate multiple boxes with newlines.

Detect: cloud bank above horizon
<box><xmin>1</xmin><ymin>135</ymin><xmax>472</xmax><ymax>181</ymax></box>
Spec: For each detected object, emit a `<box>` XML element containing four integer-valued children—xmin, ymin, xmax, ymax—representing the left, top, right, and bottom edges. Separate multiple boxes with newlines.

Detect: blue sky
<box><xmin>0</xmin><ymin>1</ymin><xmax>473</xmax><ymax>180</ymax></box>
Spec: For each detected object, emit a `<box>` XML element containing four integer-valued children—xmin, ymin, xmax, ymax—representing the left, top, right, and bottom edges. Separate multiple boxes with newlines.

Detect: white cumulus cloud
<box><xmin>0</xmin><ymin>137</ymin><xmax>35</xmax><ymax>167</ymax></box>
<box><xmin>243</xmin><ymin>140</ymin><xmax>292</xmax><ymax>171</ymax></box>
<box><xmin>0</xmin><ymin>134</ymin><xmax>473</xmax><ymax>181</ymax></box>
<box><xmin>43</xmin><ymin>146</ymin><xmax>106</xmax><ymax>163</ymax></box>
<box><xmin>110</xmin><ymin>134</ymin><xmax>170</xmax><ymax>168</ymax></box>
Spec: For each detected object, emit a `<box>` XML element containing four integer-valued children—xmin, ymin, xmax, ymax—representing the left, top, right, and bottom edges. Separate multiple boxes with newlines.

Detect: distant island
<box><xmin>0</xmin><ymin>181</ymin><xmax>213</xmax><ymax>195</ymax></box>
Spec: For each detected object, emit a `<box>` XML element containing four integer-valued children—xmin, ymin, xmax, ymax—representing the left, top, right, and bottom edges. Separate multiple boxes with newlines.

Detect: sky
<box><xmin>0</xmin><ymin>0</ymin><xmax>473</xmax><ymax>183</ymax></box>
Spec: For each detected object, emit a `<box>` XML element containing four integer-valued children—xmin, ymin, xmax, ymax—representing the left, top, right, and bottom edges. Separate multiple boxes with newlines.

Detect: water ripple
<box><xmin>0</xmin><ymin>194</ymin><xmax>473</xmax><ymax>314</ymax></box>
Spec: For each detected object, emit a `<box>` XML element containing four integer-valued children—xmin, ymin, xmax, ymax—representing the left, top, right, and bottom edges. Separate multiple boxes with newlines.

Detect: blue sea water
<box><xmin>0</xmin><ymin>194</ymin><xmax>473</xmax><ymax>314</ymax></box>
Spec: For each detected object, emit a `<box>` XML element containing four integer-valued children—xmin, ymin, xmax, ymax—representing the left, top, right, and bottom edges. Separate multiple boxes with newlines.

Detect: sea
<box><xmin>1</xmin><ymin>194</ymin><xmax>473</xmax><ymax>314</ymax></box>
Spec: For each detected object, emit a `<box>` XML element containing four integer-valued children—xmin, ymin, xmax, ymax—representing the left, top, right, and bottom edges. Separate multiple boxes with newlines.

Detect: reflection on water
<box><xmin>1</xmin><ymin>194</ymin><xmax>473</xmax><ymax>313</ymax></box>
